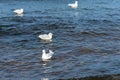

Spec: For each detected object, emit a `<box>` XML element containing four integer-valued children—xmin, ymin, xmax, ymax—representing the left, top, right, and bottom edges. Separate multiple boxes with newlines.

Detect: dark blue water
<box><xmin>0</xmin><ymin>0</ymin><xmax>120</xmax><ymax>80</ymax></box>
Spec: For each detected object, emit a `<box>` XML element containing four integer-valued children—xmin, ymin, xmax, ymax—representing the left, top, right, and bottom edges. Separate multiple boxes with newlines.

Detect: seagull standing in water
<box><xmin>68</xmin><ymin>1</ymin><xmax>78</xmax><ymax>9</ymax></box>
<box><xmin>42</xmin><ymin>49</ymin><xmax>54</xmax><ymax>61</ymax></box>
<box><xmin>13</xmin><ymin>8</ymin><xmax>24</xmax><ymax>14</ymax></box>
<box><xmin>38</xmin><ymin>33</ymin><xmax>53</xmax><ymax>41</ymax></box>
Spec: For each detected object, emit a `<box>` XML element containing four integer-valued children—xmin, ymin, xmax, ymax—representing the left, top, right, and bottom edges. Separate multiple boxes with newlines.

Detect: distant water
<box><xmin>0</xmin><ymin>0</ymin><xmax>120</xmax><ymax>80</ymax></box>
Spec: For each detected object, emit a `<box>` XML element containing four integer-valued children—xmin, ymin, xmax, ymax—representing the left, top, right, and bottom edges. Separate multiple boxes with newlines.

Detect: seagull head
<box><xmin>21</xmin><ymin>8</ymin><xmax>23</xmax><ymax>10</ymax></box>
<box><xmin>75</xmin><ymin>1</ymin><xmax>78</xmax><ymax>4</ymax></box>
<box><xmin>48</xmin><ymin>33</ymin><xmax>53</xmax><ymax>36</ymax></box>
<box><xmin>42</xmin><ymin>49</ymin><xmax>46</xmax><ymax>54</ymax></box>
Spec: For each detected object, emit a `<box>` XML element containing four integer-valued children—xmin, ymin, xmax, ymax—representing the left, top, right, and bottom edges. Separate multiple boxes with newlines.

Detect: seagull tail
<box><xmin>49</xmin><ymin>50</ymin><xmax>54</xmax><ymax>55</ymax></box>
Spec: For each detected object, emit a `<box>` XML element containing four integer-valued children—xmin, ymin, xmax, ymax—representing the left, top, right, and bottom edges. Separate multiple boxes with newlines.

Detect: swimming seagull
<box><xmin>42</xmin><ymin>49</ymin><xmax>54</xmax><ymax>61</ymax></box>
<box><xmin>68</xmin><ymin>1</ymin><xmax>78</xmax><ymax>9</ymax></box>
<box><xmin>38</xmin><ymin>33</ymin><xmax>53</xmax><ymax>40</ymax></box>
<box><xmin>13</xmin><ymin>8</ymin><xmax>24</xmax><ymax>14</ymax></box>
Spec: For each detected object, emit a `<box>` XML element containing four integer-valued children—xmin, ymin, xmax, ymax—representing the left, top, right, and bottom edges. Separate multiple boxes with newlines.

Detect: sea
<box><xmin>0</xmin><ymin>0</ymin><xmax>120</xmax><ymax>80</ymax></box>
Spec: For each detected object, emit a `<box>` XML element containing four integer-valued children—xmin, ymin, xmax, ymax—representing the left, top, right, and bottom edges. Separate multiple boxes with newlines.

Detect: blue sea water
<box><xmin>0</xmin><ymin>0</ymin><xmax>120</xmax><ymax>80</ymax></box>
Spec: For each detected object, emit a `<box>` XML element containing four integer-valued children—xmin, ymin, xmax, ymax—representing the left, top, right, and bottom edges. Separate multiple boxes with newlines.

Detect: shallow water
<box><xmin>0</xmin><ymin>0</ymin><xmax>120</xmax><ymax>80</ymax></box>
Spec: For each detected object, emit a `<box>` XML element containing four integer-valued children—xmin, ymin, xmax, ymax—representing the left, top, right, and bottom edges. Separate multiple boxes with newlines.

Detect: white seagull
<box><xmin>42</xmin><ymin>49</ymin><xmax>54</xmax><ymax>61</ymax></box>
<box><xmin>13</xmin><ymin>8</ymin><xmax>24</xmax><ymax>14</ymax></box>
<box><xmin>38</xmin><ymin>33</ymin><xmax>53</xmax><ymax>40</ymax></box>
<box><xmin>68</xmin><ymin>1</ymin><xmax>78</xmax><ymax>9</ymax></box>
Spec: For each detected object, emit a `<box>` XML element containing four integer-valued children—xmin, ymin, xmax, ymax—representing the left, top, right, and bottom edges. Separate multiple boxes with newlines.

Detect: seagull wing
<box><xmin>45</xmin><ymin>53</ymin><xmax>52</xmax><ymax>59</ymax></box>
<box><xmin>39</xmin><ymin>34</ymin><xmax>48</xmax><ymax>39</ymax></box>
<box><xmin>13</xmin><ymin>9</ymin><xmax>19</xmax><ymax>13</ymax></box>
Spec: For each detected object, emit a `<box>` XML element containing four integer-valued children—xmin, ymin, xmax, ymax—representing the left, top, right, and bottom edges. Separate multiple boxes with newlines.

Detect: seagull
<box><xmin>13</xmin><ymin>8</ymin><xmax>24</xmax><ymax>14</ymax></box>
<box><xmin>38</xmin><ymin>33</ymin><xmax>53</xmax><ymax>40</ymax></box>
<box><xmin>42</xmin><ymin>49</ymin><xmax>54</xmax><ymax>61</ymax></box>
<box><xmin>68</xmin><ymin>1</ymin><xmax>78</xmax><ymax>9</ymax></box>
